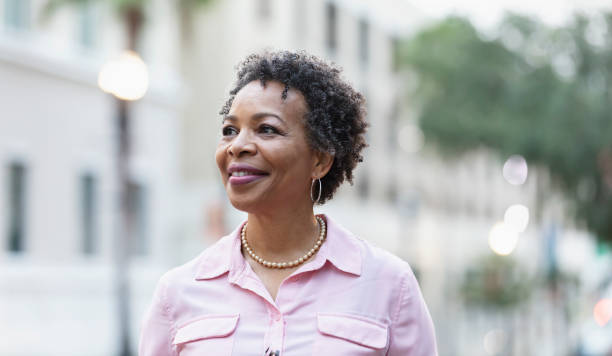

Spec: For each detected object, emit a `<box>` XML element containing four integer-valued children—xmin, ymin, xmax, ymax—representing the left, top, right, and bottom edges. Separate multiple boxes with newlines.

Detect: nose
<box><xmin>228</xmin><ymin>130</ymin><xmax>256</xmax><ymax>157</ymax></box>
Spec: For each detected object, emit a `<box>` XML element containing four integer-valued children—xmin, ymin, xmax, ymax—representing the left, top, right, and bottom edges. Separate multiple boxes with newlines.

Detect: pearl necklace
<box><xmin>241</xmin><ymin>216</ymin><xmax>326</xmax><ymax>269</ymax></box>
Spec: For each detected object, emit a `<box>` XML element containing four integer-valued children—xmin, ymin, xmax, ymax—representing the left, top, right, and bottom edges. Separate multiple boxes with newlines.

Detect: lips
<box><xmin>227</xmin><ymin>163</ymin><xmax>268</xmax><ymax>185</ymax></box>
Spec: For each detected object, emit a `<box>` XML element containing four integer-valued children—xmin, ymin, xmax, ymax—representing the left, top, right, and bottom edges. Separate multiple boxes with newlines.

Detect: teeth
<box><xmin>232</xmin><ymin>171</ymin><xmax>252</xmax><ymax>177</ymax></box>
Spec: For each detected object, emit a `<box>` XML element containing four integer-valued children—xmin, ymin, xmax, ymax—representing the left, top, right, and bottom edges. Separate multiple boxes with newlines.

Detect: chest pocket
<box><xmin>173</xmin><ymin>314</ymin><xmax>239</xmax><ymax>356</ymax></box>
<box><xmin>313</xmin><ymin>313</ymin><xmax>388</xmax><ymax>355</ymax></box>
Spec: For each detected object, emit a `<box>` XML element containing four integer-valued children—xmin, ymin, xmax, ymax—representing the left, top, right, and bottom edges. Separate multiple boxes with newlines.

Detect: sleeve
<box><xmin>387</xmin><ymin>269</ymin><xmax>438</xmax><ymax>356</ymax></box>
<box><xmin>139</xmin><ymin>275</ymin><xmax>177</xmax><ymax>356</ymax></box>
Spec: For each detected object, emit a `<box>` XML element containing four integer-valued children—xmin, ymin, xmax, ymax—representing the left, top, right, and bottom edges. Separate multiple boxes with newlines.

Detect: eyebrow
<box><xmin>223</xmin><ymin>112</ymin><xmax>286</xmax><ymax>124</ymax></box>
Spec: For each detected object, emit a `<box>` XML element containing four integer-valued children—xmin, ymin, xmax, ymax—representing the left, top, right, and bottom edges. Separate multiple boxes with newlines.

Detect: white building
<box><xmin>0</xmin><ymin>0</ymin><xmax>181</xmax><ymax>354</ymax></box>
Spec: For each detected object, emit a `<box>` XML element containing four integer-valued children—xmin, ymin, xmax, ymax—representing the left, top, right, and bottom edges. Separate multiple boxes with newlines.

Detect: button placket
<box><xmin>263</xmin><ymin>308</ymin><xmax>285</xmax><ymax>355</ymax></box>
<box><xmin>264</xmin><ymin>347</ymin><xmax>280</xmax><ymax>356</ymax></box>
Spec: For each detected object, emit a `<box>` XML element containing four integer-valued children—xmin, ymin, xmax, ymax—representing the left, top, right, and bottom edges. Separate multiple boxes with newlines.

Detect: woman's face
<box><xmin>215</xmin><ymin>80</ymin><xmax>325</xmax><ymax>213</ymax></box>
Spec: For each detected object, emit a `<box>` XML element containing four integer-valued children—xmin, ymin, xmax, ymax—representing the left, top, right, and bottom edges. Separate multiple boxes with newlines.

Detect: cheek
<box><xmin>277</xmin><ymin>144</ymin><xmax>314</xmax><ymax>177</ymax></box>
<box><xmin>214</xmin><ymin>145</ymin><xmax>227</xmax><ymax>179</ymax></box>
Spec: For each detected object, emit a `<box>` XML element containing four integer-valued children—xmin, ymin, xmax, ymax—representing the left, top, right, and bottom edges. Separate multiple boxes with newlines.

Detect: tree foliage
<box><xmin>461</xmin><ymin>255</ymin><xmax>532</xmax><ymax>309</ymax></box>
<box><xmin>401</xmin><ymin>14</ymin><xmax>612</xmax><ymax>244</ymax></box>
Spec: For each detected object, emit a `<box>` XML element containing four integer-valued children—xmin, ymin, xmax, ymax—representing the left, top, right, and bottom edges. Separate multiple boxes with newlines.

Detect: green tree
<box><xmin>461</xmin><ymin>254</ymin><xmax>531</xmax><ymax>309</ymax></box>
<box><xmin>401</xmin><ymin>14</ymin><xmax>612</xmax><ymax>244</ymax></box>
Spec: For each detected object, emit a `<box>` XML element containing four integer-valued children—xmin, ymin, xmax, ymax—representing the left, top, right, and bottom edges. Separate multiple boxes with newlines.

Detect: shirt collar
<box><xmin>194</xmin><ymin>214</ymin><xmax>362</xmax><ymax>280</ymax></box>
<box><xmin>317</xmin><ymin>214</ymin><xmax>362</xmax><ymax>276</ymax></box>
<box><xmin>194</xmin><ymin>221</ymin><xmax>245</xmax><ymax>280</ymax></box>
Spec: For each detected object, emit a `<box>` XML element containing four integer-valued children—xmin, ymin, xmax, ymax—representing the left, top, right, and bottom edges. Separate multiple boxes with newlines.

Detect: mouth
<box><xmin>227</xmin><ymin>164</ymin><xmax>269</xmax><ymax>185</ymax></box>
<box><xmin>228</xmin><ymin>171</ymin><xmax>268</xmax><ymax>185</ymax></box>
<box><xmin>229</xmin><ymin>171</ymin><xmax>267</xmax><ymax>177</ymax></box>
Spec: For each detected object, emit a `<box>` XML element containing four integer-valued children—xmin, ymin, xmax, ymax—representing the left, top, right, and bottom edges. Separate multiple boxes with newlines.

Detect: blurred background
<box><xmin>1</xmin><ymin>0</ymin><xmax>612</xmax><ymax>355</ymax></box>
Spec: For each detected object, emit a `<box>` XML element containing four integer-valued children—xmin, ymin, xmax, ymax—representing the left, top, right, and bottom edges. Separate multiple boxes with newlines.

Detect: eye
<box><xmin>259</xmin><ymin>124</ymin><xmax>280</xmax><ymax>135</ymax></box>
<box><xmin>222</xmin><ymin>125</ymin><xmax>238</xmax><ymax>136</ymax></box>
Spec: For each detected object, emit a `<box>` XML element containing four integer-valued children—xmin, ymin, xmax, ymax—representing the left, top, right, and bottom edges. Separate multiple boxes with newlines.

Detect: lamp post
<box><xmin>98</xmin><ymin>51</ymin><xmax>149</xmax><ymax>356</ymax></box>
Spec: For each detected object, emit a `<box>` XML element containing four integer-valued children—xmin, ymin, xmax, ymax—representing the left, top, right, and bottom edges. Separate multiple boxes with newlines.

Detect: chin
<box><xmin>227</xmin><ymin>199</ymin><xmax>253</xmax><ymax>213</ymax></box>
<box><xmin>224</xmin><ymin>182</ymin><xmax>271</xmax><ymax>212</ymax></box>
<box><xmin>226</xmin><ymin>192</ymin><xmax>262</xmax><ymax>213</ymax></box>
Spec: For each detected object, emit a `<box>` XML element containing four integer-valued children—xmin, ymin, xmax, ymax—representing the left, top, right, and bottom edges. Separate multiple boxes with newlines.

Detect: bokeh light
<box><xmin>503</xmin><ymin>204</ymin><xmax>529</xmax><ymax>233</ymax></box>
<box><xmin>398</xmin><ymin>124</ymin><xmax>425</xmax><ymax>154</ymax></box>
<box><xmin>502</xmin><ymin>155</ymin><xmax>528</xmax><ymax>185</ymax></box>
<box><xmin>98</xmin><ymin>51</ymin><xmax>149</xmax><ymax>101</ymax></box>
<box><xmin>593</xmin><ymin>299</ymin><xmax>612</xmax><ymax>327</ymax></box>
<box><xmin>483</xmin><ymin>328</ymin><xmax>507</xmax><ymax>355</ymax></box>
<box><xmin>489</xmin><ymin>222</ymin><xmax>519</xmax><ymax>255</ymax></box>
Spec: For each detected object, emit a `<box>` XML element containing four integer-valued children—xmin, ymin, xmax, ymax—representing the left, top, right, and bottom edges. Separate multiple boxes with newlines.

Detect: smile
<box><xmin>231</xmin><ymin>171</ymin><xmax>261</xmax><ymax>177</ymax></box>
<box><xmin>228</xmin><ymin>173</ymin><xmax>267</xmax><ymax>185</ymax></box>
<box><xmin>226</xmin><ymin>163</ymin><xmax>269</xmax><ymax>185</ymax></box>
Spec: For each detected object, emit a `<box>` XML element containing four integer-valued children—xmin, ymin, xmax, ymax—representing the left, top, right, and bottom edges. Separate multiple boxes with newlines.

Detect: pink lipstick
<box><xmin>229</xmin><ymin>175</ymin><xmax>267</xmax><ymax>185</ymax></box>
<box><xmin>227</xmin><ymin>163</ymin><xmax>268</xmax><ymax>185</ymax></box>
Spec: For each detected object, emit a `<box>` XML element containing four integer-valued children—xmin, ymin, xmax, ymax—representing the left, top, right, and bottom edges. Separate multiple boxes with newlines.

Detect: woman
<box><xmin>139</xmin><ymin>51</ymin><xmax>437</xmax><ymax>355</ymax></box>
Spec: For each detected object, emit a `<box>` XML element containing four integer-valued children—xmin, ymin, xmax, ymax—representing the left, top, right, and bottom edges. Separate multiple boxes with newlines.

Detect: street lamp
<box><xmin>99</xmin><ymin>51</ymin><xmax>149</xmax><ymax>101</ymax></box>
<box><xmin>98</xmin><ymin>50</ymin><xmax>149</xmax><ymax>356</ymax></box>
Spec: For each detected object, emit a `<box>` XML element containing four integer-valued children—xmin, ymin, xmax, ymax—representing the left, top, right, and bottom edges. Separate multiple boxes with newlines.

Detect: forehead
<box><xmin>230</xmin><ymin>80</ymin><xmax>307</xmax><ymax>119</ymax></box>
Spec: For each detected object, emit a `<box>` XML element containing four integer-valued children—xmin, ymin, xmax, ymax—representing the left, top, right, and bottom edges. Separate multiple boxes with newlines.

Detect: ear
<box><xmin>312</xmin><ymin>150</ymin><xmax>334</xmax><ymax>179</ymax></box>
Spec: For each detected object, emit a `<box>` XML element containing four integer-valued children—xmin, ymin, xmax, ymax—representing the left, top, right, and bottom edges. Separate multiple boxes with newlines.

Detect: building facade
<box><xmin>0</xmin><ymin>0</ymin><xmax>181</xmax><ymax>354</ymax></box>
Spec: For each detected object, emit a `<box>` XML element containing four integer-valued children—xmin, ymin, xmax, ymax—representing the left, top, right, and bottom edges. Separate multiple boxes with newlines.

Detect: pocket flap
<box><xmin>317</xmin><ymin>313</ymin><xmax>388</xmax><ymax>349</ymax></box>
<box><xmin>172</xmin><ymin>314</ymin><xmax>239</xmax><ymax>345</ymax></box>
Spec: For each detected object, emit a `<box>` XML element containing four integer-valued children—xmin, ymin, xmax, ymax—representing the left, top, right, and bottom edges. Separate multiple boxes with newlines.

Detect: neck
<box><xmin>244</xmin><ymin>203</ymin><xmax>320</xmax><ymax>261</ymax></box>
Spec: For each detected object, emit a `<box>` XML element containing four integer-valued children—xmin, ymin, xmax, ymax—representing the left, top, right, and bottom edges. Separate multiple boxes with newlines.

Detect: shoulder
<box><xmin>326</xmin><ymin>216</ymin><xmax>413</xmax><ymax>280</ymax></box>
<box><xmin>159</xmin><ymin>233</ymin><xmax>235</xmax><ymax>289</ymax></box>
<box><xmin>325</xmin><ymin>214</ymin><xmax>416</xmax><ymax>283</ymax></box>
<box><xmin>356</xmin><ymin>236</ymin><xmax>417</xmax><ymax>281</ymax></box>
<box><xmin>353</xmin><ymin>238</ymin><xmax>430</xmax><ymax>324</ymax></box>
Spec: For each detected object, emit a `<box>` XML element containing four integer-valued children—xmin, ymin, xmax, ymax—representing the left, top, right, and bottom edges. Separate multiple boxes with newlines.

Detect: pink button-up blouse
<box><xmin>139</xmin><ymin>215</ymin><xmax>438</xmax><ymax>355</ymax></box>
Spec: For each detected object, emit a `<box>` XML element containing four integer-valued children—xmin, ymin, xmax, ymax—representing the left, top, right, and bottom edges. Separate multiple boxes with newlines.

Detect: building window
<box><xmin>358</xmin><ymin>18</ymin><xmax>369</xmax><ymax>66</ymax></box>
<box><xmin>325</xmin><ymin>2</ymin><xmax>337</xmax><ymax>54</ymax></box>
<box><xmin>388</xmin><ymin>99</ymin><xmax>399</xmax><ymax>152</ymax></box>
<box><xmin>258</xmin><ymin>0</ymin><xmax>271</xmax><ymax>21</ymax></box>
<box><xmin>392</xmin><ymin>36</ymin><xmax>402</xmax><ymax>72</ymax></box>
<box><xmin>386</xmin><ymin>178</ymin><xmax>398</xmax><ymax>203</ymax></box>
<box><xmin>127</xmin><ymin>180</ymin><xmax>148</xmax><ymax>256</ymax></box>
<box><xmin>6</xmin><ymin>162</ymin><xmax>27</xmax><ymax>252</ymax></box>
<box><xmin>4</xmin><ymin>0</ymin><xmax>30</xmax><ymax>30</ymax></box>
<box><xmin>80</xmin><ymin>173</ymin><xmax>98</xmax><ymax>254</ymax></box>
<box><xmin>357</xmin><ymin>170</ymin><xmax>370</xmax><ymax>199</ymax></box>
<box><xmin>77</xmin><ymin>1</ymin><xmax>96</xmax><ymax>48</ymax></box>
